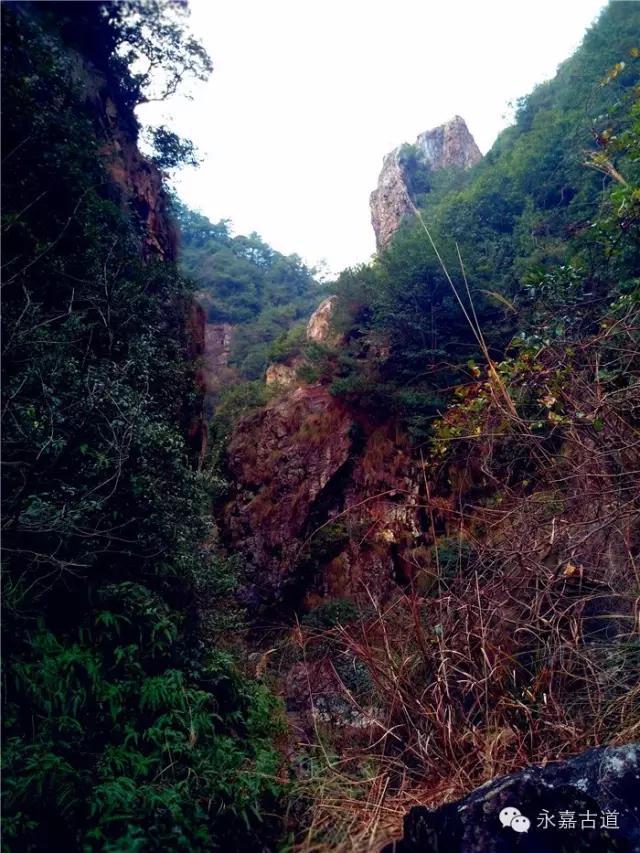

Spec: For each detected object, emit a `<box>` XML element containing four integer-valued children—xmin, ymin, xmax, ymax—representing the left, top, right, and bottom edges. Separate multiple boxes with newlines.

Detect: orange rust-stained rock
<box><xmin>99</xmin><ymin>95</ymin><xmax>176</xmax><ymax>261</ymax></box>
<box><xmin>62</xmin><ymin>37</ymin><xmax>203</xmax><ymax>450</ymax></box>
<box><xmin>59</xmin><ymin>34</ymin><xmax>176</xmax><ymax>261</ymax></box>
<box><xmin>222</xmin><ymin>386</ymin><xmax>424</xmax><ymax>610</ymax></box>
<box><xmin>225</xmin><ymin>385</ymin><xmax>354</xmax><ymax>605</ymax></box>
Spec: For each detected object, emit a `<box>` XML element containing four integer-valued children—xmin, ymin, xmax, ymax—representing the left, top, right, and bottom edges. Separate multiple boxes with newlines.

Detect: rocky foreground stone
<box><xmin>383</xmin><ymin>744</ymin><xmax>640</xmax><ymax>852</ymax></box>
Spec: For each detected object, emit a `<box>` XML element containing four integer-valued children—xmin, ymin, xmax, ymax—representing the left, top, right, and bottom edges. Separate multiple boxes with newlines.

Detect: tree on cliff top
<box><xmin>44</xmin><ymin>0</ymin><xmax>212</xmax><ymax>109</ymax></box>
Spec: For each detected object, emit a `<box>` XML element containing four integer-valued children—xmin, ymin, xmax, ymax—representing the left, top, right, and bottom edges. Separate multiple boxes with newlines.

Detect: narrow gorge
<box><xmin>2</xmin><ymin>2</ymin><xmax>639</xmax><ymax>852</ymax></box>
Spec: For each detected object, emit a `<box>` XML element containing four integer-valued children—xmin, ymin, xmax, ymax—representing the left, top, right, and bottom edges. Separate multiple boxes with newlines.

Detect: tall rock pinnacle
<box><xmin>370</xmin><ymin>115</ymin><xmax>482</xmax><ymax>251</ymax></box>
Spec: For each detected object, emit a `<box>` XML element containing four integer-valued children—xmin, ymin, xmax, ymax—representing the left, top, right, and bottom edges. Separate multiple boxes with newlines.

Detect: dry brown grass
<box><xmin>287</xmin><ymin>303</ymin><xmax>640</xmax><ymax>851</ymax></box>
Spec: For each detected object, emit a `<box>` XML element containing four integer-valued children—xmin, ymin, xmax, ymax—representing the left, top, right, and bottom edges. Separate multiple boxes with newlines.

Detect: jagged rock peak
<box><xmin>415</xmin><ymin>115</ymin><xmax>482</xmax><ymax>171</ymax></box>
<box><xmin>370</xmin><ymin>115</ymin><xmax>482</xmax><ymax>251</ymax></box>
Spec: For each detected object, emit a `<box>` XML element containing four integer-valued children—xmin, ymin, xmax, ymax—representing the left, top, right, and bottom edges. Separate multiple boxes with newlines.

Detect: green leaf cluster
<box><xmin>1</xmin><ymin>6</ymin><xmax>286</xmax><ymax>850</ymax></box>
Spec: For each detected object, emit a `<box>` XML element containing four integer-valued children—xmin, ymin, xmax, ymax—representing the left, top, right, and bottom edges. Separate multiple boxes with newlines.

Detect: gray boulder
<box><xmin>384</xmin><ymin>744</ymin><xmax>640</xmax><ymax>852</ymax></box>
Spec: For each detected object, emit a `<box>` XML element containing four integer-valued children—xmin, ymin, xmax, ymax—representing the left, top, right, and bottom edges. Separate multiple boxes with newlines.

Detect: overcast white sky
<box><xmin>138</xmin><ymin>0</ymin><xmax>608</xmax><ymax>276</ymax></box>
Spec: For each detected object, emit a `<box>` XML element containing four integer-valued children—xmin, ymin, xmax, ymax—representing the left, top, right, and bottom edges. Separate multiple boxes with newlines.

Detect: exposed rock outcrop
<box><xmin>370</xmin><ymin>115</ymin><xmax>482</xmax><ymax>250</ymax></box>
<box><xmin>223</xmin><ymin>386</ymin><xmax>423</xmax><ymax>610</ymax></box>
<box><xmin>201</xmin><ymin>323</ymin><xmax>237</xmax><ymax>416</ymax></box>
<box><xmin>265</xmin><ymin>360</ymin><xmax>302</xmax><ymax>389</ymax></box>
<box><xmin>100</xmin><ymin>100</ymin><xmax>176</xmax><ymax>260</ymax></box>
<box><xmin>384</xmin><ymin>744</ymin><xmax>640</xmax><ymax>852</ymax></box>
<box><xmin>306</xmin><ymin>295</ymin><xmax>338</xmax><ymax>344</ymax></box>
<box><xmin>205</xmin><ymin>323</ymin><xmax>233</xmax><ymax>372</ymax></box>
<box><xmin>414</xmin><ymin>116</ymin><xmax>482</xmax><ymax>172</ymax></box>
<box><xmin>263</xmin><ymin>296</ymin><xmax>340</xmax><ymax>390</ymax></box>
<box><xmin>224</xmin><ymin>385</ymin><xmax>354</xmax><ymax>606</ymax></box>
<box><xmin>64</xmin><ymin>47</ymin><xmax>177</xmax><ymax>261</ymax></box>
<box><xmin>31</xmin><ymin>4</ymin><xmax>176</xmax><ymax>262</ymax></box>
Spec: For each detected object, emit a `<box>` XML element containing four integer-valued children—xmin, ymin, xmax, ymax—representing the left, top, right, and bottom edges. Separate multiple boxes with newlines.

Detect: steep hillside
<box><xmin>210</xmin><ymin>4</ymin><xmax>640</xmax><ymax>848</ymax></box>
<box><xmin>217</xmin><ymin>0</ymin><xmax>640</xmax><ymax>615</ymax></box>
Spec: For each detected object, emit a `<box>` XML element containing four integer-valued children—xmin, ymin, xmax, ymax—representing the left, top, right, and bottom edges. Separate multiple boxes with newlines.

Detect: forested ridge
<box><xmin>175</xmin><ymin>201</ymin><xmax>323</xmax><ymax>380</ymax></box>
<box><xmin>2</xmin><ymin>1</ymin><xmax>639</xmax><ymax>851</ymax></box>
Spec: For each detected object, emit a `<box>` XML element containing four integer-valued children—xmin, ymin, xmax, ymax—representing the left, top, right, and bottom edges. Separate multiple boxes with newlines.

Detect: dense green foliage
<box><xmin>327</xmin><ymin>2</ymin><xmax>640</xmax><ymax>441</ymax></box>
<box><xmin>1</xmin><ymin>5</ymin><xmax>284</xmax><ymax>850</ymax></box>
<box><xmin>175</xmin><ymin>202</ymin><xmax>323</xmax><ymax>378</ymax></box>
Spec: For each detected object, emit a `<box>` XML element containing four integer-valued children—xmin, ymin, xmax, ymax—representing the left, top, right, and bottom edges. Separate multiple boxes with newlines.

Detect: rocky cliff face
<box><xmin>220</xmin><ymin>288</ymin><xmax>428</xmax><ymax>612</ymax></box>
<box><xmin>414</xmin><ymin>115</ymin><xmax>482</xmax><ymax>172</ymax></box>
<box><xmin>62</xmin><ymin>15</ymin><xmax>204</xmax><ymax>447</ymax></box>
<box><xmin>306</xmin><ymin>295</ymin><xmax>338</xmax><ymax>343</ymax></box>
<box><xmin>370</xmin><ymin>115</ymin><xmax>482</xmax><ymax>250</ymax></box>
<box><xmin>61</xmin><ymin>37</ymin><xmax>176</xmax><ymax>261</ymax></box>
<box><xmin>201</xmin><ymin>323</ymin><xmax>237</xmax><ymax>416</ymax></box>
<box><xmin>100</xmin><ymin>104</ymin><xmax>177</xmax><ymax>260</ymax></box>
<box><xmin>223</xmin><ymin>385</ymin><xmax>423</xmax><ymax>612</ymax></box>
<box><xmin>264</xmin><ymin>296</ymin><xmax>340</xmax><ymax>390</ymax></box>
<box><xmin>265</xmin><ymin>360</ymin><xmax>303</xmax><ymax>389</ymax></box>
